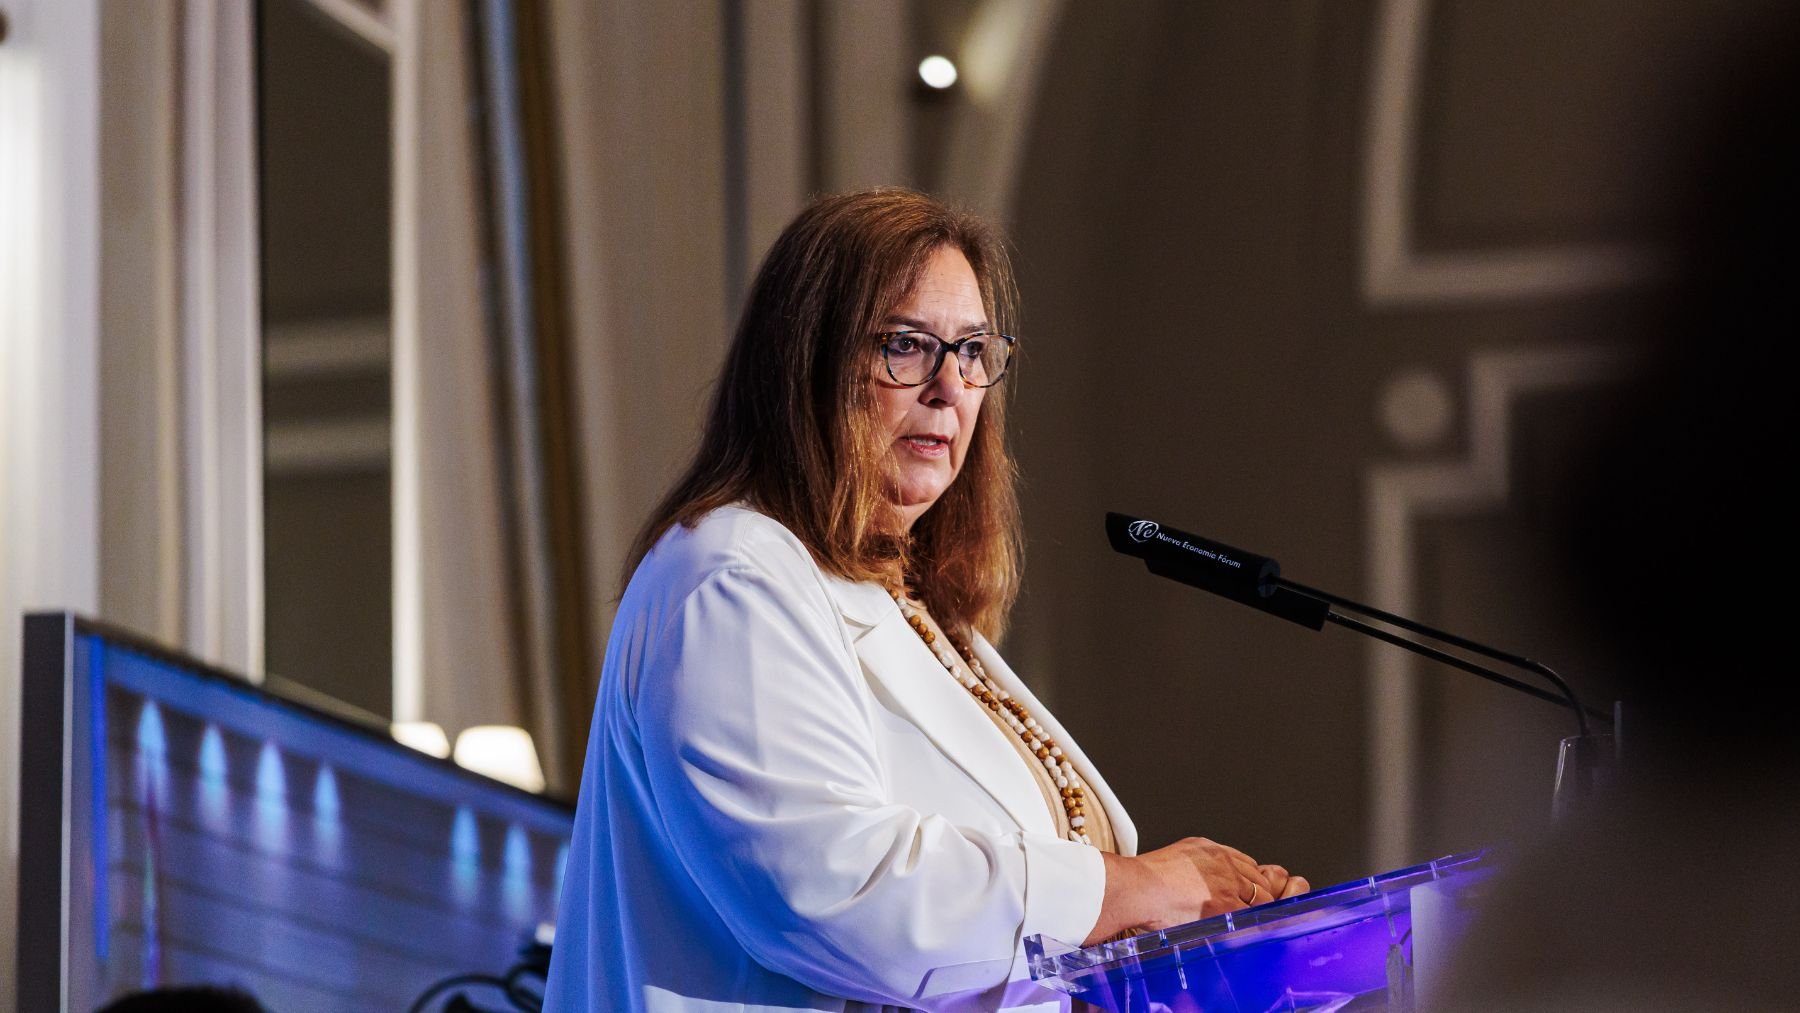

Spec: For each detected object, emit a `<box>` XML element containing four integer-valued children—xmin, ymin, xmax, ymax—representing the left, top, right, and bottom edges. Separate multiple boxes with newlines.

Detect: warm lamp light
<box><xmin>918</xmin><ymin>55</ymin><xmax>958</xmax><ymax>90</ymax></box>
<box><xmin>390</xmin><ymin>720</ymin><xmax>452</xmax><ymax>759</ymax></box>
<box><xmin>454</xmin><ymin>725</ymin><xmax>546</xmax><ymax>793</ymax></box>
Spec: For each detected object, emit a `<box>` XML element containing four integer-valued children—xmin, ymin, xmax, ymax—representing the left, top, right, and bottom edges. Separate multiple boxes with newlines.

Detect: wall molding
<box><xmin>265</xmin><ymin>314</ymin><xmax>389</xmax><ymax>379</ymax></box>
<box><xmin>1360</xmin><ymin>0</ymin><xmax>1665</xmax><ymax>305</ymax></box>
<box><xmin>1363</xmin><ymin>343</ymin><xmax>1625</xmax><ymax>869</ymax></box>
<box><xmin>391</xmin><ymin>0</ymin><xmax>425</xmax><ymax>722</ymax></box>
<box><xmin>0</xmin><ymin>0</ymin><xmax>104</xmax><ymax>1000</ymax></box>
<box><xmin>180</xmin><ymin>0</ymin><xmax>265</xmax><ymax>680</ymax></box>
<box><xmin>740</xmin><ymin>0</ymin><xmax>808</xmax><ymax>289</ymax></box>
<box><xmin>940</xmin><ymin>0</ymin><xmax>1067</xmax><ymax>224</ymax></box>
<box><xmin>267</xmin><ymin>418</ymin><xmax>391</xmax><ymax>474</ymax></box>
<box><xmin>816</xmin><ymin>0</ymin><xmax>911</xmax><ymax>193</ymax></box>
<box><xmin>302</xmin><ymin>0</ymin><xmax>396</xmax><ymax>52</ymax></box>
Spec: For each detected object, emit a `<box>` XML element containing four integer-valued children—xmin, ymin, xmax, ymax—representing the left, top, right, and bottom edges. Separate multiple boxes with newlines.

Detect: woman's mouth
<box><xmin>899</xmin><ymin>434</ymin><xmax>951</xmax><ymax>458</ymax></box>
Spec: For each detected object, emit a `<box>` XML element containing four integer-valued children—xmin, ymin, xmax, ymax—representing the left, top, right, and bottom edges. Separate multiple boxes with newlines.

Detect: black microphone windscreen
<box><xmin>1105</xmin><ymin>512</ymin><xmax>1280</xmax><ymax>596</ymax></box>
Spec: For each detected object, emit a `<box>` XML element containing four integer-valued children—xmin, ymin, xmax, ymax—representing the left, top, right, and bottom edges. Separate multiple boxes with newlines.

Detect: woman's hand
<box><xmin>1084</xmin><ymin>838</ymin><xmax>1311</xmax><ymax>945</ymax></box>
<box><xmin>1258</xmin><ymin>862</ymin><xmax>1310</xmax><ymax>902</ymax></box>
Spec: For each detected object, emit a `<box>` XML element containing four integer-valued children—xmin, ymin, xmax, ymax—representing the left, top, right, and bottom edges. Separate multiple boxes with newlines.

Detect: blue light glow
<box><xmin>451</xmin><ymin>807</ymin><xmax>481</xmax><ymax>906</ymax></box>
<box><xmin>135</xmin><ymin>700</ymin><xmax>166</xmax><ymax>756</ymax></box>
<box><xmin>133</xmin><ymin>701</ymin><xmax>170</xmax><ymax>807</ymax></box>
<box><xmin>503</xmin><ymin>824</ymin><xmax>533</xmax><ymax>921</ymax></box>
<box><xmin>198</xmin><ymin>725</ymin><xmax>229</xmax><ymax>831</ymax></box>
<box><xmin>313</xmin><ymin>765</ymin><xmax>342</xmax><ymax>862</ymax></box>
<box><xmin>313</xmin><ymin>764</ymin><xmax>340</xmax><ymax>818</ymax></box>
<box><xmin>254</xmin><ymin>741</ymin><xmax>289</xmax><ymax>852</ymax></box>
<box><xmin>554</xmin><ymin>840</ymin><xmax>569</xmax><ymax>909</ymax></box>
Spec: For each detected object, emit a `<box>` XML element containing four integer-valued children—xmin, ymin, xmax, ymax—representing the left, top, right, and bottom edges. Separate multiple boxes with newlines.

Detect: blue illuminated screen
<box><xmin>78</xmin><ymin>633</ymin><xmax>573</xmax><ymax>1010</ymax></box>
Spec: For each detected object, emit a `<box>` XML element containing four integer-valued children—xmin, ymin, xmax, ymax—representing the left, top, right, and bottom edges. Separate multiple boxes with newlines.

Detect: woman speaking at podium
<box><xmin>543</xmin><ymin>189</ymin><xmax>1307</xmax><ymax>1012</ymax></box>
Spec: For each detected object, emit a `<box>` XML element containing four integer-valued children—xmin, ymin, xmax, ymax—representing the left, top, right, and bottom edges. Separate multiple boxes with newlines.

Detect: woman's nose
<box><xmin>919</xmin><ymin>359</ymin><xmax>965</xmax><ymax>406</ymax></box>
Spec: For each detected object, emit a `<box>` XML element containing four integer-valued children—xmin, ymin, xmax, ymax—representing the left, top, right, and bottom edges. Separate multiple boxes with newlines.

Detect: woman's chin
<box><xmin>890</xmin><ymin>484</ymin><xmax>950</xmax><ymax>528</ymax></box>
<box><xmin>887</xmin><ymin>458</ymin><xmax>952</xmax><ymax>503</ymax></box>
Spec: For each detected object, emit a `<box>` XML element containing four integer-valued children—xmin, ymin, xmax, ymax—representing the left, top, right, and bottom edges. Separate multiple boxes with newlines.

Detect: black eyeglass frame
<box><xmin>873</xmin><ymin>331</ymin><xmax>1017</xmax><ymax>388</ymax></box>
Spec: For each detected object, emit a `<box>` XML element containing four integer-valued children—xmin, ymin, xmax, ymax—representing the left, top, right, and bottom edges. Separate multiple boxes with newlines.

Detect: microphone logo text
<box><xmin>1127</xmin><ymin>519</ymin><xmax>1245</xmax><ymax>570</ymax></box>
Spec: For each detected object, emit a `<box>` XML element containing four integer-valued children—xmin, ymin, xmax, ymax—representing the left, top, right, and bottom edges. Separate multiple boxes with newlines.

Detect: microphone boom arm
<box><xmin>1109</xmin><ymin>512</ymin><xmax>1607</xmax><ymax>737</ymax></box>
<box><xmin>1278</xmin><ymin>576</ymin><xmax>1602</xmax><ymax>736</ymax></box>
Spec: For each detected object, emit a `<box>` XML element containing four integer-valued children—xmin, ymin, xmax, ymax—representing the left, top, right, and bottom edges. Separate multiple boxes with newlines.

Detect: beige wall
<box><xmin>0</xmin><ymin>2</ymin><xmax>104</xmax><ymax>1006</ymax></box>
<box><xmin>1001</xmin><ymin>0</ymin><xmax>1782</xmax><ymax>882</ymax></box>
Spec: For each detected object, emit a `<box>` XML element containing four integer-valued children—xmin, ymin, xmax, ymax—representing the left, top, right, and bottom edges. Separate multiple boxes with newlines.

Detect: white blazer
<box><xmin>542</xmin><ymin>506</ymin><xmax>1136</xmax><ymax>1012</ymax></box>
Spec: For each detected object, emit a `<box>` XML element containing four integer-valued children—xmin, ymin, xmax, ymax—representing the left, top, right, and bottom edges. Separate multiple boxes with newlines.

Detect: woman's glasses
<box><xmin>874</xmin><ymin>331</ymin><xmax>1016</xmax><ymax>388</ymax></box>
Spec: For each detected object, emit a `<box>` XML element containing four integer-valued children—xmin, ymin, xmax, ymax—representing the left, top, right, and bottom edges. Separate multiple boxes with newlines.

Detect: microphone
<box><xmin>1105</xmin><ymin>512</ymin><xmax>1329</xmax><ymax>630</ymax></box>
<box><xmin>1104</xmin><ymin>513</ymin><xmax>1279</xmax><ymax>595</ymax></box>
<box><xmin>1106</xmin><ymin>511</ymin><xmax>1609</xmax><ymax>736</ymax></box>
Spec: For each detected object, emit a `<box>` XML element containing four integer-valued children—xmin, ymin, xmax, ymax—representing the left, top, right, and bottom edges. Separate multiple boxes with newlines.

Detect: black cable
<box><xmin>503</xmin><ymin>964</ymin><xmax>545</xmax><ymax>1012</ymax></box>
<box><xmin>411</xmin><ymin>937</ymin><xmax>552</xmax><ymax>1013</ymax></box>
<box><xmin>407</xmin><ymin>974</ymin><xmax>509</xmax><ymax>1013</ymax></box>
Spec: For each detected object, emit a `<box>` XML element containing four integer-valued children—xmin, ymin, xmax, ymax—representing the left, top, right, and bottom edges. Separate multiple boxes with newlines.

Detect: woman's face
<box><xmin>874</xmin><ymin>245</ymin><xmax>990</xmax><ymax>530</ymax></box>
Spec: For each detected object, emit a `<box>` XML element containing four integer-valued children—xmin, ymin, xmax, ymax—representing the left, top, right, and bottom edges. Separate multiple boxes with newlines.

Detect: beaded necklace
<box><xmin>890</xmin><ymin>592</ymin><xmax>1094</xmax><ymax>846</ymax></box>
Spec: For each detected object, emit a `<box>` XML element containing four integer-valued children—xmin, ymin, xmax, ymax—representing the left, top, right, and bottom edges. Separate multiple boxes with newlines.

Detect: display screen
<box><xmin>18</xmin><ymin>616</ymin><xmax>574</xmax><ymax>1012</ymax></box>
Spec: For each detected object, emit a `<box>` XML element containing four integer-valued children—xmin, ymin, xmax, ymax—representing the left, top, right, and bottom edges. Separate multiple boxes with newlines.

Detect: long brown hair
<box><xmin>626</xmin><ymin>188</ymin><xmax>1023</xmax><ymax>638</ymax></box>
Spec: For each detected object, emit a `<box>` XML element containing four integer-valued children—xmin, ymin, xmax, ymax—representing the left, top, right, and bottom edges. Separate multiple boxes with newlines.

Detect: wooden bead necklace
<box><xmin>890</xmin><ymin>591</ymin><xmax>1094</xmax><ymax>846</ymax></box>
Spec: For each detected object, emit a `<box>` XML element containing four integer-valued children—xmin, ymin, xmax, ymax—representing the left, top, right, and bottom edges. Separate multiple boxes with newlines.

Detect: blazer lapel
<box><xmin>820</xmin><ymin>576</ymin><xmax>1054</xmax><ymax>838</ymax></box>
<box><xmin>971</xmin><ymin>635</ymin><xmax>1139</xmax><ymax>857</ymax></box>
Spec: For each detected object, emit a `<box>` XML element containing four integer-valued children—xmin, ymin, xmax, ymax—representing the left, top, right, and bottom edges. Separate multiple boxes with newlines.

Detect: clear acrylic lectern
<box><xmin>1026</xmin><ymin>850</ymin><xmax>1495</xmax><ymax>1012</ymax></box>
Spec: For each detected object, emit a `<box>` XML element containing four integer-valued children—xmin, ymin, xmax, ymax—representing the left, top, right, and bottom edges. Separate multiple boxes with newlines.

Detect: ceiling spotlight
<box><xmin>918</xmin><ymin>55</ymin><xmax>958</xmax><ymax>91</ymax></box>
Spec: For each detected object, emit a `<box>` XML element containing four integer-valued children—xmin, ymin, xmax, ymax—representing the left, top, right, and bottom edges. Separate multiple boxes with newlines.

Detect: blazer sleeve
<box><xmin>631</xmin><ymin>554</ymin><xmax>1104</xmax><ymax>1006</ymax></box>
